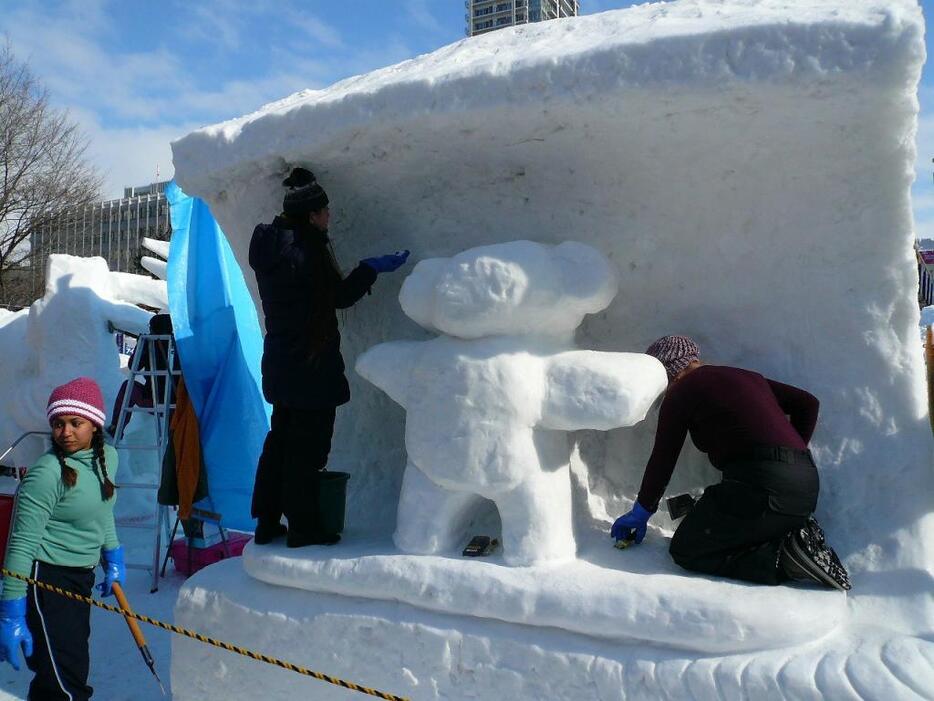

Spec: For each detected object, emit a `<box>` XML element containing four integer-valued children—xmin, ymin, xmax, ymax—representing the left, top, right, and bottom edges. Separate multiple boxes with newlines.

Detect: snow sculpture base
<box><xmin>241</xmin><ymin>531</ymin><xmax>844</xmax><ymax>654</ymax></box>
<box><xmin>172</xmin><ymin>556</ymin><xmax>932</xmax><ymax>701</ymax></box>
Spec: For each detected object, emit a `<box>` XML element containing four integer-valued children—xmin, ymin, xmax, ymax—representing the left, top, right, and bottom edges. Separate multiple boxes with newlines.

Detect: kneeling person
<box><xmin>611</xmin><ymin>335</ymin><xmax>850</xmax><ymax>591</ymax></box>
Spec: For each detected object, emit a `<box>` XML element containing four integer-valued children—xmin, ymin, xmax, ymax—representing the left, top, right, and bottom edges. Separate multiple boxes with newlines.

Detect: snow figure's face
<box><xmin>399</xmin><ymin>240</ymin><xmax>619</xmax><ymax>339</ymax></box>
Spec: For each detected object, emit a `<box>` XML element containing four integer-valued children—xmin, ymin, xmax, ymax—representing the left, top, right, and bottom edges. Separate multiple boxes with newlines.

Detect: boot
<box><xmin>254</xmin><ymin>519</ymin><xmax>287</xmax><ymax>545</ymax></box>
<box><xmin>285</xmin><ymin>530</ymin><xmax>340</xmax><ymax>548</ymax></box>
<box><xmin>779</xmin><ymin>519</ymin><xmax>851</xmax><ymax>591</ymax></box>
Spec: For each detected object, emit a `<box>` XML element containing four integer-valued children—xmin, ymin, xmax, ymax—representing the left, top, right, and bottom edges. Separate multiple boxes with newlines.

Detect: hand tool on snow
<box><xmin>111</xmin><ymin>582</ymin><xmax>166</xmax><ymax>696</ymax></box>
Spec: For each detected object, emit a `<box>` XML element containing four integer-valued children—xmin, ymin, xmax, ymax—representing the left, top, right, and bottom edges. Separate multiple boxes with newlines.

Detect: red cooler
<box><xmin>0</xmin><ymin>494</ymin><xmax>15</xmax><ymax>564</ymax></box>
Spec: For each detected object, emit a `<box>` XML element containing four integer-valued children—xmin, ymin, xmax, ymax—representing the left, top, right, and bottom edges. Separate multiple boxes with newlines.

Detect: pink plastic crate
<box><xmin>170</xmin><ymin>532</ymin><xmax>251</xmax><ymax>577</ymax></box>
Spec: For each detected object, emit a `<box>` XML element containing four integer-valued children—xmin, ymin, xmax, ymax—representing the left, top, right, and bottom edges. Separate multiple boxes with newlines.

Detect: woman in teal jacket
<box><xmin>0</xmin><ymin>377</ymin><xmax>125</xmax><ymax>700</ymax></box>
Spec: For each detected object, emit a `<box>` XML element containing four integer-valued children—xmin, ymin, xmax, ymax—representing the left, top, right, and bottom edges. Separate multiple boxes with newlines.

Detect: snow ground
<box><xmin>0</xmin><ymin>522</ymin><xmax>186</xmax><ymax>700</ymax></box>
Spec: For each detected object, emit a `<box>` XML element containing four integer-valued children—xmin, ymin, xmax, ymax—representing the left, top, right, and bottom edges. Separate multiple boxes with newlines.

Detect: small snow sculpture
<box><xmin>357</xmin><ymin>240</ymin><xmax>667</xmax><ymax>565</ymax></box>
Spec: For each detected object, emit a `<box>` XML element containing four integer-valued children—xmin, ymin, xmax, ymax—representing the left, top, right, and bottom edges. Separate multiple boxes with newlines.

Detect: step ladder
<box><xmin>111</xmin><ymin>332</ymin><xmax>180</xmax><ymax>592</ymax></box>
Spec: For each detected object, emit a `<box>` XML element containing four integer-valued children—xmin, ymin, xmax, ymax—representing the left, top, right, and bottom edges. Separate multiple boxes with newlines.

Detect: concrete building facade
<box><xmin>466</xmin><ymin>0</ymin><xmax>579</xmax><ymax>37</ymax></box>
<box><xmin>29</xmin><ymin>181</ymin><xmax>171</xmax><ymax>297</ymax></box>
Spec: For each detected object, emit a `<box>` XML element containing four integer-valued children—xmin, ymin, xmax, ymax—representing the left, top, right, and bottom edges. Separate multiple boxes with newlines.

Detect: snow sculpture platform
<box><xmin>240</xmin><ymin>532</ymin><xmax>845</xmax><ymax>655</ymax></box>
<box><xmin>172</xmin><ymin>556</ymin><xmax>931</xmax><ymax>701</ymax></box>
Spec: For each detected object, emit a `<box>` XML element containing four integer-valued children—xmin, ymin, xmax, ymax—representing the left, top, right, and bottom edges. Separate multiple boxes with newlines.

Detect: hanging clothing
<box><xmin>157</xmin><ymin>377</ymin><xmax>208</xmax><ymax>518</ymax></box>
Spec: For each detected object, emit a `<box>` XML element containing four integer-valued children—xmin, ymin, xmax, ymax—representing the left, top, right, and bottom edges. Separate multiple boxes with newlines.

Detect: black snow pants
<box><xmin>26</xmin><ymin>560</ymin><xmax>95</xmax><ymax>701</ymax></box>
<box><xmin>669</xmin><ymin>446</ymin><xmax>819</xmax><ymax>585</ymax></box>
<box><xmin>251</xmin><ymin>405</ymin><xmax>336</xmax><ymax>538</ymax></box>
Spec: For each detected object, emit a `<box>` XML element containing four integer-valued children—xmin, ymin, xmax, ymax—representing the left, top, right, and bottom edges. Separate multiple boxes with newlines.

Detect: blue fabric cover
<box><xmin>166</xmin><ymin>181</ymin><xmax>270</xmax><ymax>532</ymax></box>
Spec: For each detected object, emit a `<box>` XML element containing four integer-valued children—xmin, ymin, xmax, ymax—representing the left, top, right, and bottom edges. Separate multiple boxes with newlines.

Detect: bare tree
<box><xmin>0</xmin><ymin>40</ymin><xmax>101</xmax><ymax>303</ymax></box>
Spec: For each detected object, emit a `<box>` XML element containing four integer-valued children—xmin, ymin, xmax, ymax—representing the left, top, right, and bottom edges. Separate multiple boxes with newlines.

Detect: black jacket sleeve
<box><xmin>335</xmin><ymin>264</ymin><xmax>378</xmax><ymax>309</ymax></box>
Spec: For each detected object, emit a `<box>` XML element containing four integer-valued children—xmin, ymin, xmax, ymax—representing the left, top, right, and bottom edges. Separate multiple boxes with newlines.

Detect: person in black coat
<box><xmin>249</xmin><ymin>167</ymin><xmax>409</xmax><ymax>547</ymax></box>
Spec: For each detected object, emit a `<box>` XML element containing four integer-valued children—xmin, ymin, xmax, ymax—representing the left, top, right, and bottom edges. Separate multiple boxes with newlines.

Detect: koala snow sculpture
<box><xmin>356</xmin><ymin>240</ymin><xmax>667</xmax><ymax>565</ymax></box>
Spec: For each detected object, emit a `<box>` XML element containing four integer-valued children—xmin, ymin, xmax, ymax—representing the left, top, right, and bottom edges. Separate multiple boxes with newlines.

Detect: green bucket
<box><xmin>317</xmin><ymin>471</ymin><xmax>350</xmax><ymax>535</ymax></box>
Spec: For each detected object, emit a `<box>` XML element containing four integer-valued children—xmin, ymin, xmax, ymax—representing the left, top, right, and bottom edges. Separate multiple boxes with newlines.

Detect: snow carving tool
<box><xmin>111</xmin><ymin>582</ymin><xmax>166</xmax><ymax>696</ymax></box>
<box><xmin>613</xmin><ymin>531</ymin><xmax>637</xmax><ymax>550</ymax></box>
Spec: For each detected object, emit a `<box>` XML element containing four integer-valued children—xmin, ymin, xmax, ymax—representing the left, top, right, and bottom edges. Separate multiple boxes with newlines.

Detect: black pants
<box><xmin>669</xmin><ymin>454</ymin><xmax>818</xmax><ymax>585</ymax></box>
<box><xmin>26</xmin><ymin>561</ymin><xmax>95</xmax><ymax>701</ymax></box>
<box><xmin>251</xmin><ymin>405</ymin><xmax>336</xmax><ymax>536</ymax></box>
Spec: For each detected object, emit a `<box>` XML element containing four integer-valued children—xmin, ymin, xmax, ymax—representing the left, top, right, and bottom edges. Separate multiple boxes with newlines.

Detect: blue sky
<box><xmin>2</xmin><ymin>0</ymin><xmax>934</xmax><ymax>237</ymax></box>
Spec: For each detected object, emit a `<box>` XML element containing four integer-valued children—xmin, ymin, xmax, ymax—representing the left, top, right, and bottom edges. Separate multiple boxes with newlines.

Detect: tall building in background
<box><xmin>466</xmin><ymin>0</ymin><xmax>579</xmax><ymax>37</ymax></box>
<box><xmin>29</xmin><ymin>180</ymin><xmax>171</xmax><ymax>299</ymax></box>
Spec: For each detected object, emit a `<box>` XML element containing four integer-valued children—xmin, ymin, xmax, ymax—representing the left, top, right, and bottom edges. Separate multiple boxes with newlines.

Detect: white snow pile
<box><xmin>170</xmin><ymin>0</ymin><xmax>934</xmax><ymax>698</ymax></box>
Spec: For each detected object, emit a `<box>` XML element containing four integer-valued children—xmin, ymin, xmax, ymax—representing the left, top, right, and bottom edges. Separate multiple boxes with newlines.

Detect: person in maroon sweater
<box><xmin>611</xmin><ymin>335</ymin><xmax>851</xmax><ymax>590</ymax></box>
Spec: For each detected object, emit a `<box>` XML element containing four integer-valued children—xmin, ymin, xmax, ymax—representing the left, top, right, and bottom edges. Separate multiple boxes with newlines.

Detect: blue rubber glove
<box><xmin>0</xmin><ymin>597</ymin><xmax>33</xmax><ymax>671</ymax></box>
<box><xmin>98</xmin><ymin>545</ymin><xmax>126</xmax><ymax>597</ymax></box>
<box><xmin>361</xmin><ymin>250</ymin><xmax>410</xmax><ymax>273</ymax></box>
<box><xmin>610</xmin><ymin>501</ymin><xmax>655</xmax><ymax>544</ymax></box>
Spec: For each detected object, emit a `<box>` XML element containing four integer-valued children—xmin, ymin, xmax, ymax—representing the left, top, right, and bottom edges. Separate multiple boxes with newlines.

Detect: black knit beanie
<box><xmin>282</xmin><ymin>167</ymin><xmax>329</xmax><ymax>218</ymax></box>
<box><xmin>645</xmin><ymin>335</ymin><xmax>700</xmax><ymax>381</ymax></box>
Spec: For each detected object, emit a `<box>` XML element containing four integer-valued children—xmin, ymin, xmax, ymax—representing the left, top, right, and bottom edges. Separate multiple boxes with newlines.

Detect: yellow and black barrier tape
<box><xmin>2</xmin><ymin>567</ymin><xmax>410</xmax><ymax>701</ymax></box>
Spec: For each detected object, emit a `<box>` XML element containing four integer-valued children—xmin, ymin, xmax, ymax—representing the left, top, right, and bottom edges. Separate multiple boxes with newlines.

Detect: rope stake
<box><xmin>2</xmin><ymin>568</ymin><xmax>410</xmax><ymax>701</ymax></box>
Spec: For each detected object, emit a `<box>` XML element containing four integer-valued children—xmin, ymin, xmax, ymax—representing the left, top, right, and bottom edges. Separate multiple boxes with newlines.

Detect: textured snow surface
<box><xmin>173</xmin><ymin>558</ymin><xmax>934</xmax><ymax>701</ymax></box>
<box><xmin>169</xmin><ymin>0</ymin><xmax>933</xmax><ymax>696</ymax></box>
<box><xmin>242</xmin><ymin>532</ymin><xmax>845</xmax><ymax>654</ymax></box>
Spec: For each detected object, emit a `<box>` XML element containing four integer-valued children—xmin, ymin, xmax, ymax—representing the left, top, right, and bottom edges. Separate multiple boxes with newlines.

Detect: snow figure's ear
<box><xmin>552</xmin><ymin>241</ymin><xmax>618</xmax><ymax>316</ymax></box>
<box><xmin>399</xmin><ymin>257</ymin><xmax>447</xmax><ymax>332</ymax></box>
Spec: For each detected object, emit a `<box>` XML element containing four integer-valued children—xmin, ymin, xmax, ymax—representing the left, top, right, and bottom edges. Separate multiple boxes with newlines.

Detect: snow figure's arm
<box><xmin>355</xmin><ymin>341</ymin><xmax>420</xmax><ymax>409</ymax></box>
<box><xmin>109</xmin><ymin>272</ymin><xmax>168</xmax><ymax>311</ymax></box>
<box><xmin>102</xmin><ymin>300</ymin><xmax>153</xmax><ymax>336</ymax></box>
<box><xmin>539</xmin><ymin>351</ymin><xmax>667</xmax><ymax>430</ymax></box>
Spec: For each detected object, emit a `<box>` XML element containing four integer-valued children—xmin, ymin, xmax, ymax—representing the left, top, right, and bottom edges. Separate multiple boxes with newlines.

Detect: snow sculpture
<box><xmin>0</xmin><ymin>253</ymin><xmax>167</xmax><ymax>464</ymax></box>
<box><xmin>170</xmin><ymin>0</ymin><xmax>934</xmax><ymax>698</ymax></box>
<box><xmin>357</xmin><ymin>240</ymin><xmax>667</xmax><ymax>565</ymax></box>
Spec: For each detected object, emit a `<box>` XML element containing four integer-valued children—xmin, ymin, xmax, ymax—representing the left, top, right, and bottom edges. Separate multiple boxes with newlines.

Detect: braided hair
<box><xmin>52</xmin><ymin>430</ymin><xmax>116</xmax><ymax>500</ymax></box>
<box><xmin>92</xmin><ymin>431</ymin><xmax>116</xmax><ymax>500</ymax></box>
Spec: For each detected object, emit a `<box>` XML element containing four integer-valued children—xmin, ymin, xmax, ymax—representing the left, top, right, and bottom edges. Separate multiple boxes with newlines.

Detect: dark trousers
<box><xmin>669</xmin><ymin>455</ymin><xmax>818</xmax><ymax>585</ymax></box>
<box><xmin>251</xmin><ymin>405</ymin><xmax>336</xmax><ymax>536</ymax></box>
<box><xmin>26</xmin><ymin>561</ymin><xmax>95</xmax><ymax>701</ymax></box>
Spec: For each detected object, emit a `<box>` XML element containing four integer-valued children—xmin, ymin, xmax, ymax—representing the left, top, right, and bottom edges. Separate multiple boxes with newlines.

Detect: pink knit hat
<box><xmin>47</xmin><ymin>377</ymin><xmax>106</xmax><ymax>427</ymax></box>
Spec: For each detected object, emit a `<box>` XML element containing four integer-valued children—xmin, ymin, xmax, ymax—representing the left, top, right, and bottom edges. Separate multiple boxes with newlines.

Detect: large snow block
<box><xmin>171</xmin><ymin>0</ymin><xmax>934</xmax><ymax>656</ymax></box>
<box><xmin>172</xmin><ymin>558</ymin><xmax>934</xmax><ymax>701</ymax></box>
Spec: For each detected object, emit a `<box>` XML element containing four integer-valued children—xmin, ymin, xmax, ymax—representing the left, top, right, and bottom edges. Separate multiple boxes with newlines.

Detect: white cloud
<box><xmin>67</xmin><ymin>107</ymin><xmax>195</xmax><ymax>198</ymax></box>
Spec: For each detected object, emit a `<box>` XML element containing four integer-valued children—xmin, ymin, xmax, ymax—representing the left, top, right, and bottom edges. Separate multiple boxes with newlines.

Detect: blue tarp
<box><xmin>166</xmin><ymin>181</ymin><xmax>270</xmax><ymax>532</ymax></box>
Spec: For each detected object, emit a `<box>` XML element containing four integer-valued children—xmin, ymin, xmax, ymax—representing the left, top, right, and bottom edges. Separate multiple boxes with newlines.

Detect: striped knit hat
<box><xmin>47</xmin><ymin>377</ymin><xmax>106</xmax><ymax>428</ymax></box>
<box><xmin>645</xmin><ymin>335</ymin><xmax>700</xmax><ymax>381</ymax></box>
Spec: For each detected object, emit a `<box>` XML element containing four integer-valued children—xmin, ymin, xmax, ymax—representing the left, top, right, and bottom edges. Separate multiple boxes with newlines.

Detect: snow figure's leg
<box><xmin>496</xmin><ymin>463</ymin><xmax>576</xmax><ymax>566</ymax></box>
<box><xmin>393</xmin><ymin>463</ymin><xmax>482</xmax><ymax>555</ymax></box>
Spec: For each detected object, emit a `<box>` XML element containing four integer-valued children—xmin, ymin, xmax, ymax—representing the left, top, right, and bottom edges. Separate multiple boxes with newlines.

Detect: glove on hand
<box><xmin>610</xmin><ymin>501</ymin><xmax>655</xmax><ymax>544</ymax></box>
<box><xmin>0</xmin><ymin>597</ymin><xmax>33</xmax><ymax>671</ymax></box>
<box><xmin>361</xmin><ymin>250</ymin><xmax>410</xmax><ymax>273</ymax></box>
<box><xmin>98</xmin><ymin>545</ymin><xmax>126</xmax><ymax>597</ymax></box>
